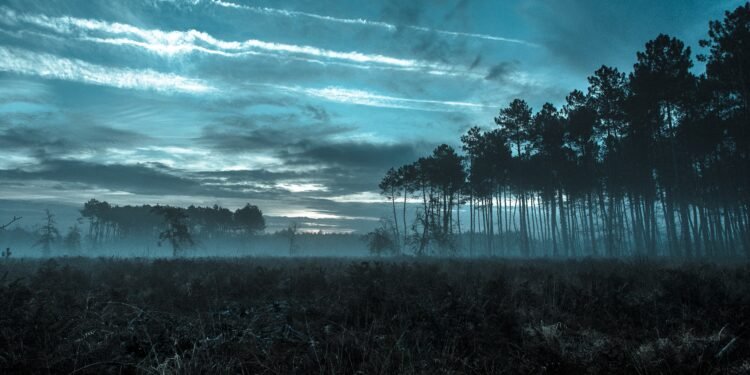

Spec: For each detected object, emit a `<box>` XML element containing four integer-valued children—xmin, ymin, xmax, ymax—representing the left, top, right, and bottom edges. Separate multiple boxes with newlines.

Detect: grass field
<box><xmin>1</xmin><ymin>257</ymin><xmax>749</xmax><ymax>374</ymax></box>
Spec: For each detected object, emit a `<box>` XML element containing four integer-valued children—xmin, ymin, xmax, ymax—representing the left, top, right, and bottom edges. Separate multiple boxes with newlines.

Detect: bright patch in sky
<box><xmin>275</xmin><ymin>182</ymin><xmax>328</xmax><ymax>193</ymax></box>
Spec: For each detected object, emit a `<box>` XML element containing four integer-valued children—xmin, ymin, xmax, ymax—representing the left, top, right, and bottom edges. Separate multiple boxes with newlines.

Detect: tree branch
<box><xmin>0</xmin><ymin>216</ymin><xmax>22</xmax><ymax>230</ymax></box>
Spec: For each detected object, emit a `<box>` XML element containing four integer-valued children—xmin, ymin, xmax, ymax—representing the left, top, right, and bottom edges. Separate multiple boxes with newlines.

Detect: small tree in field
<box><xmin>279</xmin><ymin>222</ymin><xmax>299</xmax><ymax>256</ymax></box>
<box><xmin>152</xmin><ymin>206</ymin><xmax>193</xmax><ymax>257</ymax></box>
<box><xmin>35</xmin><ymin>210</ymin><xmax>59</xmax><ymax>256</ymax></box>
<box><xmin>363</xmin><ymin>220</ymin><xmax>397</xmax><ymax>256</ymax></box>
<box><xmin>64</xmin><ymin>225</ymin><xmax>82</xmax><ymax>253</ymax></box>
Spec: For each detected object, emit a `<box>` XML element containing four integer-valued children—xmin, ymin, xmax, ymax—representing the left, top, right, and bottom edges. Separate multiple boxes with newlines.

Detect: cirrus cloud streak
<box><xmin>0</xmin><ymin>46</ymin><xmax>214</xmax><ymax>93</ymax></box>
<box><xmin>0</xmin><ymin>6</ymin><xmax>473</xmax><ymax>77</ymax></box>
<box><xmin>210</xmin><ymin>0</ymin><xmax>538</xmax><ymax>46</ymax></box>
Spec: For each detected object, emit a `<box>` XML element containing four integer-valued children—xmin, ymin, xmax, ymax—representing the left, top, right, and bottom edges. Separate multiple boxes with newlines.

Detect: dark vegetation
<box><xmin>1</xmin><ymin>257</ymin><xmax>749</xmax><ymax>374</ymax></box>
<box><xmin>378</xmin><ymin>4</ymin><xmax>750</xmax><ymax>258</ymax></box>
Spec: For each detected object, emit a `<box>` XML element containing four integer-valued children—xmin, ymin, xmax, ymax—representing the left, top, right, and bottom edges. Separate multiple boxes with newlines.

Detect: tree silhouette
<box><xmin>379</xmin><ymin>167</ymin><xmax>401</xmax><ymax>251</ymax></box>
<box><xmin>363</xmin><ymin>219</ymin><xmax>397</xmax><ymax>256</ymax></box>
<box><xmin>35</xmin><ymin>209</ymin><xmax>59</xmax><ymax>256</ymax></box>
<box><xmin>76</xmin><ymin>200</ymin><xmax>265</xmax><ymax>245</ymax></box>
<box><xmin>495</xmin><ymin>99</ymin><xmax>533</xmax><ymax>158</ymax></box>
<box><xmin>496</xmin><ymin>99</ymin><xmax>534</xmax><ymax>255</ymax></box>
<box><xmin>378</xmin><ymin>3</ymin><xmax>750</xmax><ymax>258</ymax></box>
<box><xmin>234</xmin><ymin>204</ymin><xmax>266</xmax><ymax>235</ymax></box>
<box><xmin>396</xmin><ymin>163</ymin><xmax>418</xmax><ymax>251</ymax></box>
<box><xmin>63</xmin><ymin>225</ymin><xmax>82</xmax><ymax>253</ymax></box>
<box><xmin>152</xmin><ymin>206</ymin><xmax>193</xmax><ymax>257</ymax></box>
<box><xmin>279</xmin><ymin>222</ymin><xmax>300</xmax><ymax>256</ymax></box>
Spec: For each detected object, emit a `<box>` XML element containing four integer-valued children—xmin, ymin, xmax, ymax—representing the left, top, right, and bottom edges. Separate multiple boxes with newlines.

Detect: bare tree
<box><xmin>35</xmin><ymin>210</ymin><xmax>59</xmax><ymax>256</ymax></box>
<box><xmin>279</xmin><ymin>222</ymin><xmax>299</xmax><ymax>256</ymax></box>
<box><xmin>64</xmin><ymin>225</ymin><xmax>82</xmax><ymax>253</ymax></box>
<box><xmin>152</xmin><ymin>206</ymin><xmax>194</xmax><ymax>257</ymax></box>
<box><xmin>362</xmin><ymin>219</ymin><xmax>397</xmax><ymax>256</ymax></box>
<box><xmin>0</xmin><ymin>216</ymin><xmax>21</xmax><ymax>231</ymax></box>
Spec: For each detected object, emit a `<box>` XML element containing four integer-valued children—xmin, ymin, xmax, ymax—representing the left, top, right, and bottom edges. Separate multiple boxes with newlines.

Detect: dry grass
<box><xmin>1</xmin><ymin>257</ymin><xmax>748</xmax><ymax>374</ymax></box>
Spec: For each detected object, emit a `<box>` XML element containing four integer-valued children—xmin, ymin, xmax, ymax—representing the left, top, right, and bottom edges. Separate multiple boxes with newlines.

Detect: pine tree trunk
<box><xmin>558</xmin><ymin>189</ymin><xmax>569</xmax><ymax>257</ymax></box>
<box><xmin>587</xmin><ymin>192</ymin><xmax>597</xmax><ymax>256</ymax></box>
<box><xmin>551</xmin><ymin>191</ymin><xmax>558</xmax><ymax>257</ymax></box>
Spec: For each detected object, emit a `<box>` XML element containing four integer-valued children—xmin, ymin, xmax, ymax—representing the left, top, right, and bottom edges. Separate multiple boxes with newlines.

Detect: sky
<box><xmin>0</xmin><ymin>0</ymin><xmax>742</xmax><ymax>233</ymax></box>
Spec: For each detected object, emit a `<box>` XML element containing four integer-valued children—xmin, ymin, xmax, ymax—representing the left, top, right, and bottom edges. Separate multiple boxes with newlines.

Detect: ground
<box><xmin>1</xmin><ymin>257</ymin><xmax>749</xmax><ymax>374</ymax></box>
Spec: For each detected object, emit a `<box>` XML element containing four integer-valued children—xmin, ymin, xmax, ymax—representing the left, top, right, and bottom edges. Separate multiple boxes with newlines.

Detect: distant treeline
<box><xmin>376</xmin><ymin>4</ymin><xmax>750</xmax><ymax>258</ymax></box>
<box><xmin>1</xmin><ymin>200</ymin><xmax>370</xmax><ymax>257</ymax></box>
<box><xmin>80</xmin><ymin>199</ymin><xmax>265</xmax><ymax>244</ymax></box>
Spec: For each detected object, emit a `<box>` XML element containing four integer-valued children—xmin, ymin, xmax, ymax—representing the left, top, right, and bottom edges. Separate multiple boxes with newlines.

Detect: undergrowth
<box><xmin>0</xmin><ymin>257</ymin><xmax>748</xmax><ymax>374</ymax></box>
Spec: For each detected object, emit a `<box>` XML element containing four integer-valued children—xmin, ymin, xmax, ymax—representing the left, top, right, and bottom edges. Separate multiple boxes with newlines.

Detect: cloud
<box><xmin>519</xmin><ymin>0</ymin><xmax>727</xmax><ymax>73</ymax></box>
<box><xmin>209</xmin><ymin>0</ymin><xmax>537</xmax><ymax>46</ymax></box>
<box><xmin>302</xmin><ymin>105</ymin><xmax>330</xmax><ymax>122</ymax></box>
<box><xmin>406</xmin><ymin>26</ymin><xmax>536</xmax><ymax>46</ymax></box>
<box><xmin>293</xmin><ymin>197</ymin><xmax>396</xmax><ymax>222</ymax></box>
<box><xmin>468</xmin><ymin>55</ymin><xmax>482</xmax><ymax>70</ymax></box>
<box><xmin>298</xmin><ymin>86</ymin><xmax>486</xmax><ymax>111</ymax></box>
<box><xmin>323</xmin><ymin>191</ymin><xmax>384</xmax><ymax>204</ymax></box>
<box><xmin>211</xmin><ymin>0</ymin><xmax>396</xmax><ymax>30</ymax></box>
<box><xmin>0</xmin><ymin>154</ymin><xmax>396</xmax><ymax>227</ymax></box>
<box><xmin>0</xmin><ymin>159</ymin><xmax>201</xmax><ymax>196</ymax></box>
<box><xmin>0</xmin><ymin>79</ymin><xmax>52</xmax><ymax>104</ymax></box>
<box><xmin>0</xmin><ymin>106</ymin><xmax>422</xmax><ymax>205</ymax></box>
<box><xmin>289</xmin><ymin>141</ymin><xmax>423</xmax><ymax>170</ymax></box>
<box><xmin>485</xmin><ymin>60</ymin><xmax>520</xmax><ymax>82</ymax></box>
<box><xmin>197</xmin><ymin>115</ymin><xmax>354</xmax><ymax>152</ymax></box>
<box><xmin>0</xmin><ymin>46</ymin><xmax>214</xmax><ymax>93</ymax></box>
<box><xmin>275</xmin><ymin>182</ymin><xmax>328</xmax><ymax>193</ymax></box>
<box><xmin>0</xmin><ymin>156</ymin><xmax>297</xmax><ymax>201</ymax></box>
<box><xmin>0</xmin><ymin>122</ymin><xmax>150</xmax><ymax>159</ymax></box>
<box><xmin>0</xmin><ymin>0</ymin><xmax>552</xmax><ymax>232</ymax></box>
<box><xmin>197</xmin><ymin>115</ymin><xmax>427</xmax><ymax>194</ymax></box>
<box><xmin>0</xmin><ymin>116</ymin><xmax>424</xmax><ymax>229</ymax></box>
<box><xmin>0</xmin><ymin>6</ymin><xmax>469</xmax><ymax>76</ymax></box>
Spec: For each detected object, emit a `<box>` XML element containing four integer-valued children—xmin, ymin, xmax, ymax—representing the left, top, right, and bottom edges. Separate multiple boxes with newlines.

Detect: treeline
<box><xmin>80</xmin><ymin>199</ymin><xmax>265</xmax><ymax>245</ymax></box>
<box><xmin>1</xmin><ymin>201</ymin><xmax>374</xmax><ymax>257</ymax></box>
<box><xmin>0</xmin><ymin>200</ymin><xmax>265</xmax><ymax>256</ymax></box>
<box><xmin>377</xmin><ymin>4</ymin><xmax>750</xmax><ymax>258</ymax></box>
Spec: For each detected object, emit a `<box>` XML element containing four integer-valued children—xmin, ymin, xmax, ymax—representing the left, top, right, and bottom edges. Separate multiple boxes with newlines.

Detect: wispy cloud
<box><xmin>0</xmin><ymin>7</ymin><xmax>470</xmax><ymax>76</ymax></box>
<box><xmin>274</xmin><ymin>208</ymin><xmax>378</xmax><ymax>221</ymax></box>
<box><xmin>323</xmin><ymin>191</ymin><xmax>385</xmax><ymax>204</ymax></box>
<box><xmin>212</xmin><ymin>0</ymin><xmax>396</xmax><ymax>29</ymax></box>
<box><xmin>0</xmin><ymin>46</ymin><xmax>214</xmax><ymax>94</ymax></box>
<box><xmin>275</xmin><ymin>182</ymin><xmax>328</xmax><ymax>193</ymax></box>
<box><xmin>293</xmin><ymin>86</ymin><xmax>486</xmax><ymax>111</ymax></box>
<box><xmin>210</xmin><ymin>0</ymin><xmax>538</xmax><ymax>47</ymax></box>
